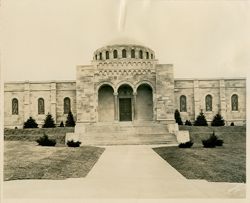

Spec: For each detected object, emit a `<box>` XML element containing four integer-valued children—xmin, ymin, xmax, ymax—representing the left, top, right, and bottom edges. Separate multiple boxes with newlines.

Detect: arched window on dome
<box><xmin>95</xmin><ymin>55</ymin><xmax>97</xmax><ymax>60</ymax></box>
<box><xmin>12</xmin><ymin>98</ymin><xmax>18</xmax><ymax>115</ymax></box>
<box><xmin>151</xmin><ymin>53</ymin><xmax>154</xmax><ymax>59</ymax></box>
<box><xmin>231</xmin><ymin>94</ymin><xmax>238</xmax><ymax>111</ymax></box>
<box><xmin>106</xmin><ymin>51</ymin><xmax>109</xmax><ymax>59</ymax></box>
<box><xmin>131</xmin><ymin>49</ymin><xmax>135</xmax><ymax>58</ymax></box>
<box><xmin>38</xmin><ymin>98</ymin><xmax>45</xmax><ymax>114</ymax></box>
<box><xmin>146</xmin><ymin>52</ymin><xmax>149</xmax><ymax>59</ymax></box>
<box><xmin>99</xmin><ymin>52</ymin><xmax>102</xmax><ymax>60</ymax></box>
<box><xmin>122</xmin><ymin>49</ymin><xmax>126</xmax><ymax>58</ymax></box>
<box><xmin>139</xmin><ymin>50</ymin><xmax>143</xmax><ymax>59</ymax></box>
<box><xmin>205</xmin><ymin>95</ymin><xmax>212</xmax><ymax>111</ymax></box>
<box><xmin>64</xmin><ymin>97</ymin><xmax>71</xmax><ymax>114</ymax></box>
<box><xmin>180</xmin><ymin>95</ymin><xmax>187</xmax><ymax>112</ymax></box>
<box><xmin>113</xmin><ymin>50</ymin><xmax>118</xmax><ymax>59</ymax></box>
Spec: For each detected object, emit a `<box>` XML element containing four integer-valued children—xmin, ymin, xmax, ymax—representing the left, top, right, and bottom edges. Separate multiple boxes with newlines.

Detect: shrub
<box><xmin>42</xmin><ymin>113</ymin><xmax>56</xmax><ymax>128</ymax></box>
<box><xmin>59</xmin><ymin>121</ymin><xmax>64</xmax><ymax>127</ymax></box>
<box><xmin>211</xmin><ymin>113</ymin><xmax>225</xmax><ymax>126</ymax></box>
<box><xmin>67</xmin><ymin>140</ymin><xmax>81</xmax><ymax>147</ymax></box>
<box><xmin>36</xmin><ymin>133</ymin><xmax>56</xmax><ymax>146</ymax></box>
<box><xmin>178</xmin><ymin>141</ymin><xmax>193</xmax><ymax>148</ymax></box>
<box><xmin>23</xmin><ymin>117</ymin><xmax>38</xmax><ymax>128</ymax></box>
<box><xmin>185</xmin><ymin>120</ymin><xmax>192</xmax><ymax>126</ymax></box>
<box><xmin>230</xmin><ymin>122</ymin><xmax>235</xmax><ymax>126</ymax></box>
<box><xmin>65</xmin><ymin>111</ymin><xmax>76</xmax><ymax>127</ymax></box>
<box><xmin>202</xmin><ymin>131</ymin><xmax>223</xmax><ymax>148</ymax></box>
<box><xmin>174</xmin><ymin>109</ymin><xmax>183</xmax><ymax>125</ymax></box>
<box><xmin>194</xmin><ymin>111</ymin><xmax>208</xmax><ymax>126</ymax></box>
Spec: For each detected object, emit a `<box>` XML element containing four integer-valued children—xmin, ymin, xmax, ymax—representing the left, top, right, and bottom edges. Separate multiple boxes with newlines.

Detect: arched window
<box><xmin>12</xmin><ymin>98</ymin><xmax>18</xmax><ymax>115</ymax></box>
<box><xmin>38</xmin><ymin>98</ymin><xmax>45</xmax><ymax>114</ymax></box>
<box><xmin>151</xmin><ymin>53</ymin><xmax>153</xmax><ymax>59</ymax></box>
<box><xmin>106</xmin><ymin>51</ymin><xmax>109</xmax><ymax>59</ymax></box>
<box><xmin>205</xmin><ymin>95</ymin><xmax>212</xmax><ymax>111</ymax></box>
<box><xmin>231</xmin><ymin>94</ymin><xmax>238</xmax><ymax>111</ymax></box>
<box><xmin>131</xmin><ymin>49</ymin><xmax>135</xmax><ymax>58</ymax></box>
<box><xmin>99</xmin><ymin>52</ymin><xmax>102</xmax><ymax>60</ymax></box>
<box><xmin>180</xmin><ymin>95</ymin><xmax>187</xmax><ymax>112</ymax></box>
<box><xmin>139</xmin><ymin>50</ymin><xmax>143</xmax><ymax>59</ymax></box>
<box><xmin>95</xmin><ymin>54</ymin><xmax>97</xmax><ymax>60</ymax></box>
<box><xmin>146</xmin><ymin>52</ymin><xmax>149</xmax><ymax>59</ymax></box>
<box><xmin>122</xmin><ymin>49</ymin><xmax>126</xmax><ymax>58</ymax></box>
<box><xmin>113</xmin><ymin>50</ymin><xmax>118</xmax><ymax>59</ymax></box>
<box><xmin>64</xmin><ymin>97</ymin><xmax>71</xmax><ymax>114</ymax></box>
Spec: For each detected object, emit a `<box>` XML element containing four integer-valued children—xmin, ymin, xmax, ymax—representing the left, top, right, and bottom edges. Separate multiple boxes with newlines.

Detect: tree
<box><xmin>23</xmin><ymin>117</ymin><xmax>38</xmax><ymax>128</ymax></box>
<box><xmin>194</xmin><ymin>111</ymin><xmax>208</xmax><ymax>126</ymax></box>
<box><xmin>211</xmin><ymin>113</ymin><xmax>225</xmax><ymax>126</ymax></box>
<box><xmin>174</xmin><ymin>109</ymin><xmax>183</xmax><ymax>125</ymax></box>
<box><xmin>65</xmin><ymin>111</ymin><xmax>76</xmax><ymax>127</ymax></box>
<box><xmin>59</xmin><ymin>121</ymin><xmax>64</xmax><ymax>127</ymax></box>
<box><xmin>42</xmin><ymin>113</ymin><xmax>56</xmax><ymax>128</ymax></box>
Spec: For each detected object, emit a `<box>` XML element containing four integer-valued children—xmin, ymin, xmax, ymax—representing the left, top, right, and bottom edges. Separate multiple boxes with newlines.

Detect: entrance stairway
<box><xmin>79</xmin><ymin>122</ymin><xmax>178</xmax><ymax>145</ymax></box>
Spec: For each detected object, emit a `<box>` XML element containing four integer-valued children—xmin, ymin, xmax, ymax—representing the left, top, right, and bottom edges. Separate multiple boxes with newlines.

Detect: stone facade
<box><xmin>4</xmin><ymin>44</ymin><xmax>246</xmax><ymax>129</ymax></box>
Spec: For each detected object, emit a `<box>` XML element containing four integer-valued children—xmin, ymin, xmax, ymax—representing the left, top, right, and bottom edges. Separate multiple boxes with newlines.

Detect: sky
<box><xmin>1</xmin><ymin>0</ymin><xmax>250</xmax><ymax>81</ymax></box>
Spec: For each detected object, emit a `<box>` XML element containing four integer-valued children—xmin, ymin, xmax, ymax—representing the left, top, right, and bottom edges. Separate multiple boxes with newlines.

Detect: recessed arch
<box><xmin>64</xmin><ymin>97</ymin><xmax>71</xmax><ymax>114</ymax></box>
<box><xmin>205</xmin><ymin>94</ymin><xmax>213</xmax><ymax>111</ymax></box>
<box><xmin>98</xmin><ymin>84</ymin><xmax>115</xmax><ymax>122</ymax></box>
<box><xmin>122</xmin><ymin>49</ymin><xmax>127</xmax><ymax>58</ymax></box>
<box><xmin>115</xmin><ymin>81</ymin><xmax>135</xmax><ymax>94</ymax></box>
<box><xmin>135</xmin><ymin>81</ymin><xmax>154</xmax><ymax>93</ymax></box>
<box><xmin>38</xmin><ymin>98</ymin><xmax>45</xmax><ymax>115</ymax></box>
<box><xmin>113</xmin><ymin>50</ymin><xmax>118</xmax><ymax>59</ymax></box>
<box><xmin>12</xmin><ymin>98</ymin><xmax>19</xmax><ymax>115</ymax></box>
<box><xmin>96</xmin><ymin>82</ymin><xmax>115</xmax><ymax>93</ymax></box>
<box><xmin>180</xmin><ymin>95</ymin><xmax>187</xmax><ymax>112</ymax></box>
<box><xmin>231</xmin><ymin>94</ymin><xmax>239</xmax><ymax>111</ymax></box>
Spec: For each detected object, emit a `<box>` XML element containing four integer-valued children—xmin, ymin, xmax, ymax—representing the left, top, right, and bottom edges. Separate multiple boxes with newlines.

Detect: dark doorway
<box><xmin>119</xmin><ymin>98</ymin><xmax>132</xmax><ymax>121</ymax></box>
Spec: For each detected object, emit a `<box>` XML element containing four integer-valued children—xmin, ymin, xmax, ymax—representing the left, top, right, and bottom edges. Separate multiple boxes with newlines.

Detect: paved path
<box><xmin>3</xmin><ymin>145</ymin><xmax>246</xmax><ymax>199</ymax></box>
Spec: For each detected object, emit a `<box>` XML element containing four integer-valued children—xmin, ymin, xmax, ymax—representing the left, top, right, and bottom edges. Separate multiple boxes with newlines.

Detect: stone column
<box><xmin>219</xmin><ymin>79</ymin><xmax>227</xmax><ymax>123</ymax></box>
<box><xmin>114</xmin><ymin>92</ymin><xmax>118</xmax><ymax>121</ymax></box>
<box><xmin>50</xmin><ymin>82</ymin><xmax>57</xmax><ymax>123</ymax></box>
<box><xmin>24</xmin><ymin>81</ymin><xmax>30</xmax><ymax>121</ymax></box>
<box><xmin>193</xmin><ymin>80</ymin><xmax>201</xmax><ymax>119</ymax></box>
<box><xmin>133</xmin><ymin>92</ymin><xmax>137</xmax><ymax>120</ymax></box>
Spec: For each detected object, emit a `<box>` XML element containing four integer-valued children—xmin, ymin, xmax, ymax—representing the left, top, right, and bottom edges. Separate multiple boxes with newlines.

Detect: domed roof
<box><xmin>93</xmin><ymin>44</ymin><xmax>155</xmax><ymax>61</ymax></box>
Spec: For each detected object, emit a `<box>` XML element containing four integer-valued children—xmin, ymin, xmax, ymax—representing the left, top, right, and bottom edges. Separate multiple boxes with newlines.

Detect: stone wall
<box><xmin>174</xmin><ymin>78</ymin><xmax>246</xmax><ymax>125</ymax></box>
<box><xmin>4</xmin><ymin>81</ymin><xmax>76</xmax><ymax>128</ymax></box>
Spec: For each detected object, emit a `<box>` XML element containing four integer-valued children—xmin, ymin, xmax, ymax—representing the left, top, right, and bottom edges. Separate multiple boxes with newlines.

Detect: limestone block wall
<box><xmin>174</xmin><ymin>78</ymin><xmax>246</xmax><ymax>125</ymax></box>
<box><xmin>155</xmin><ymin>64</ymin><xmax>175</xmax><ymax>123</ymax></box>
<box><xmin>4</xmin><ymin>81</ymin><xmax>76</xmax><ymax>128</ymax></box>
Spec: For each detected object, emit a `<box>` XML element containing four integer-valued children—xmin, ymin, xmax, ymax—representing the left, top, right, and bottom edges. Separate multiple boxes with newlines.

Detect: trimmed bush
<box><xmin>178</xmin><ymin>141</ymin><xmax>193</xmax><ymax>148</ymax></box>
<box><xmin>36</xmin><ymin>133</ymin><xmax>56</xmax><ymax>146</ymax></box>
<box><xmin>174</xmin><ymin>109</ymin><xmax>183</xmax><ymax>125</ymax></box>
<box><xmin>202</xmin><ymin>131</ymin><xmax>223</xmax><ymax>148</ymax></box>
<box><xmin>67</xmin><ymin>140</ymin><xmax>81</xmax><ymax>147</ymax></box>
<box><xmin>65</xmin><ymin>111</ymin><xmax>76</xmax><ymax>127</ymax></box>
<box><xmin>194</xmin><ymin>111</ymin><xmax>208</xmax><ymax>126</ymax></box>
<box><xmin>185</xmin><ymin>120</ymin><xmax>192</xmax><ymax>126</ymax></box>
<box><xmin>42</xmin><ymin>113</ymin><xmax>56</xmax><ymax>128</ymax></box>
<box><xmin>211</xmin><ymin>113</ymin><xmax>225</xmax><ymax>126</ymax></box>
<box><xmin>59</xmin><ymin>121</ymin><xmax>64</xmax><ymax>127</ymax></box>
<box><xmin>23</xmin><ymin>117</ymin><xmax>38</xmax><ymax>128</ymax></box>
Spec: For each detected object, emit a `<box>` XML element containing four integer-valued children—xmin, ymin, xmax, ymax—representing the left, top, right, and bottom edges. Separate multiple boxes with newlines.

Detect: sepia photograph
<box><xmin>1</xmin><ymin>0</ymin><xmax>249</xmax><ymax>202</ymax></box>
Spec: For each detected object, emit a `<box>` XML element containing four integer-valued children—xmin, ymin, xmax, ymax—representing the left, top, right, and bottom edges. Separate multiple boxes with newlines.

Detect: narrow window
<box><xmin>106</xmin><ymin>51</ymin><xmax>109</xmax><ymax>59</ymax></box>
<box><xmin>64</xmin><ymin>97</ymin><xmax>71</xmax><ymax>114</ymax></box>
<box><xmin>122</xmin><ymin>49</ymin><xmax>126</xmax><ymax>58</ymax></box>
<box><xmin>205</xmin><ymin>95</ymin><xmax>212</xmax><ymax>111</ymax></box>
<box><xmin>151</xmin><ymin>53</ymin><xmax>153</xmax><ymax>59</ymax></box>
<box><xmin>99</xmin><ymin>52</ymin><xmax>102</xmax><ymax>60</ymax></box>
<box><xmin>231</xmin><ymin>94</ymin><xmax>238</xmax><ymax>111</ymax></box>
<box><xmin>95</xmin><ymin>54</ymin><xmax>97</xmax><ymax>60</ymax></box>
<box><xmin>139</xmin><ymin>50</ymin><xmax>143</xmax><ymax>59</ymax></box>
<box><xmin>131</xmin><ymin>49</ymin><xmax>135</xmax><ymax>58</ymax></box>
<box><xmin>38</xmin><ymin>98</ymin><xmax>45</xmax><ymax>114</ymax></box>
<box><xmin>113</xmin><ymin>50</ymin><xmax>118</xmax><ymax>59</ymax></box>
<box><xmin>12</xmin><ymin>98</ymin><xmax>18</xmax><ymax>115</ymax></box>
<box><xmin>180</xmin><ymin>95</ymin><xmax>187</xmax><ymax>112</ymax></box>
<box><xmin>146</xmin><ymin>52</ymin><xmax>149</xmax><ymax>59</ymax></box>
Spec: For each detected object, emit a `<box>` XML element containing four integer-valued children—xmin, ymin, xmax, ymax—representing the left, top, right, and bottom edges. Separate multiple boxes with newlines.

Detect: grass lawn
<box><xmin>4</xmin><ymin>141</ymin><xmax>105</xmax><ymax>181</ymax></box>
<box><xmin>153</xmin><ymin>142</ymin><xmax>246</xmax><ymax>183</ymax></box>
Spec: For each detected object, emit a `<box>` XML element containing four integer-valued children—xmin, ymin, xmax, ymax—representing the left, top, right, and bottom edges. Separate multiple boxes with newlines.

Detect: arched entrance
<box><xmin>118</xmin><ymin>84</ymin><xmax>133</xmax><ymax>121</ymax></box>
<box><xmin>98</xmin><ymin>85</ymin><xmax>114</xmax><ymax>122</ymax></box>
<box><xmin>136</xmin><ymin>84</ymin><xmax>153</xmax><ymax>121</ymax></box>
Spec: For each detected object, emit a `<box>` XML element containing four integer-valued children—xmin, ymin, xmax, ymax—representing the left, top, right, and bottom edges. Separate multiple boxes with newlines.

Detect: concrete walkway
<box><xmin>3</xmin><ymin>145</ymin><xmax>246</xmax><ymax>199</ymax></box>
